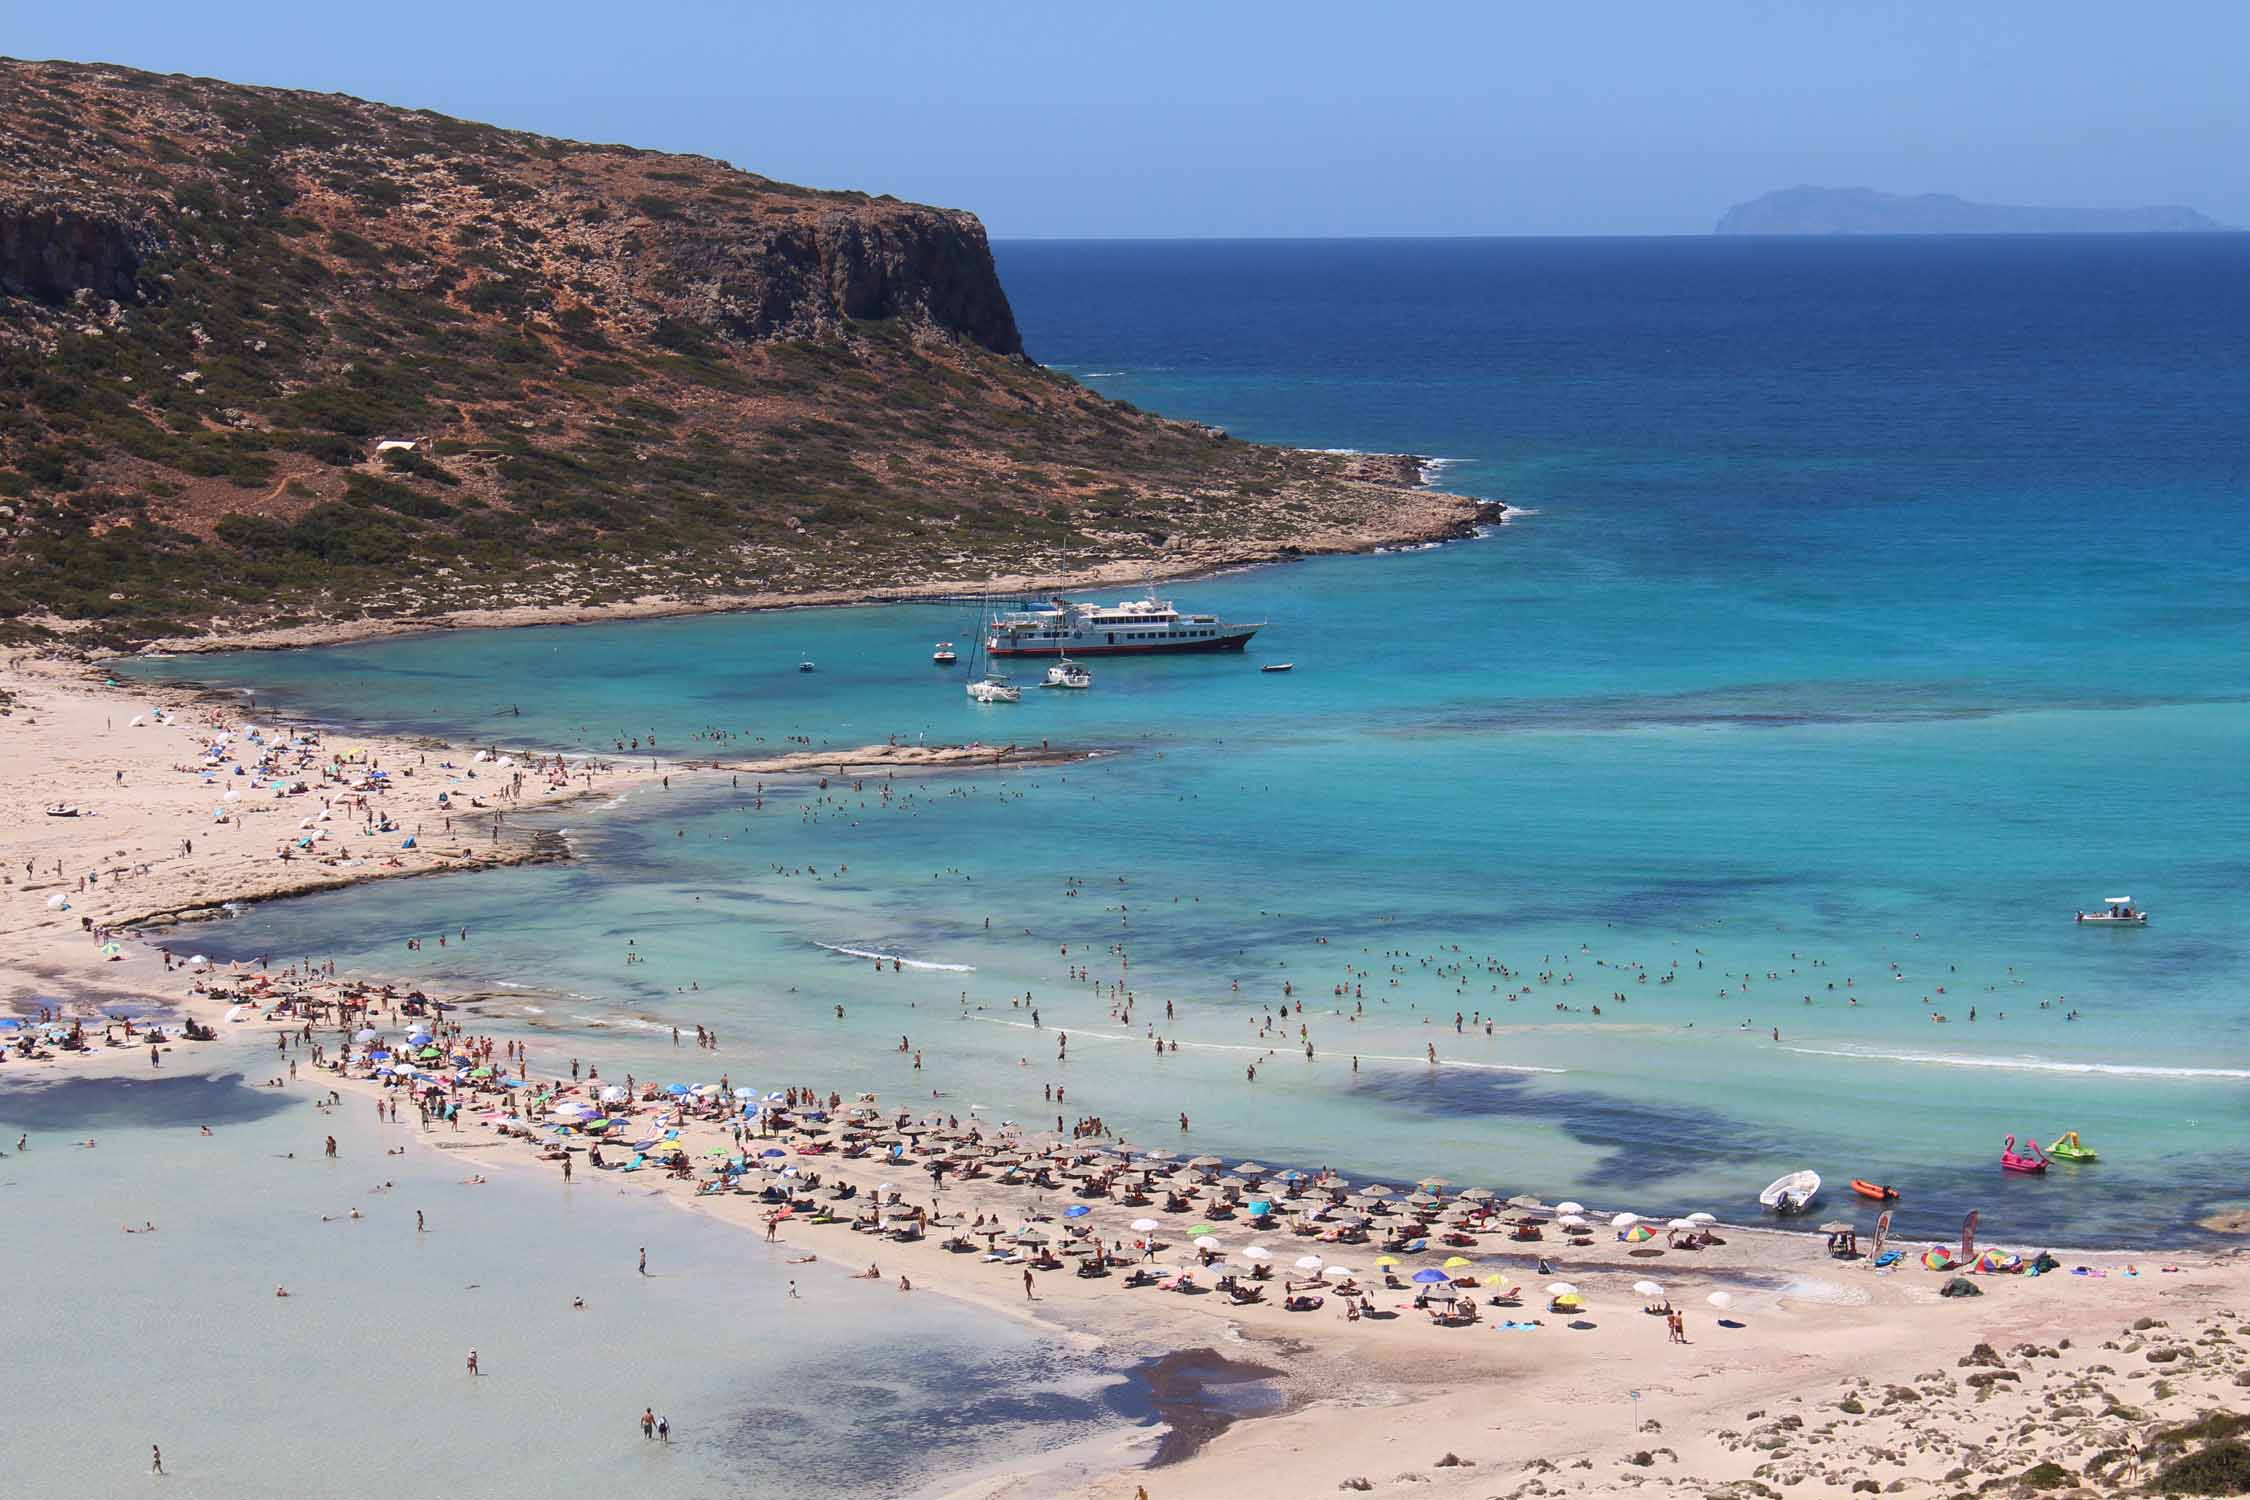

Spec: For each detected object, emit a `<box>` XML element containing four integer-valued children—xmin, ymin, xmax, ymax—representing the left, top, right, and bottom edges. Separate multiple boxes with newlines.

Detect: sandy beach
<box><xmin>7</xmin><ymin>649</ymin><xmax>2249</xmax><ymax>1500</ymax></box>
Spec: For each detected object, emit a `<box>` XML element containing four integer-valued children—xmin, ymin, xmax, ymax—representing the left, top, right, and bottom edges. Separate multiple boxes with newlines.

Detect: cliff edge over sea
<box><xmin>1716</xmin><ymin>185</ymin><xmax>2235</xmax><ymax>236</ymax></box>
<box><xmin>0</xmin><ymin>59</ymin><xmax>1490</xmax><ymax>649</ymax></box>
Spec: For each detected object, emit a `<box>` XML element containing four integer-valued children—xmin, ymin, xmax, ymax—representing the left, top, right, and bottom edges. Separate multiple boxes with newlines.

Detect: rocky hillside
<box><xmin>0</xmin><ymin>59</ymin><xmax>1489</xmax><ymax>648</ymax></box>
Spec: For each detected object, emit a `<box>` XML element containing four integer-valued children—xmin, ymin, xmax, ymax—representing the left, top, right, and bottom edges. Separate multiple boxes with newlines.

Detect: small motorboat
<box><xmin>1261</xmin><ymin>663</ymin><xmax>1294</xmax><ymax>673</ymax></box>
<box><xmin>45</xmin><ymin>804</ymin><xmax>82</xmax><ymax>817</ymax></box>
<box><xmin>1759</xmin><ymin>1170</ymin><xmax>1821</xmax><ymax>1215</ymax></box>
<box><xmin>798</xmin><ymin>661</ymin><xmax>816</xmax><ymax>673</ymax></box>
<box><xmin>1041</xmin><ymin>658</ymin><xmax>1092</xmax><ymax>690</ymax></box>
<box><xmin>932</xmin><ymin>643</ymin><xmax>958</xmax><ymax>665</ymax></box>
<box><xmin>2000</xmin><ymin>1134</ymin><xmax>2049</xmax><ymax>1174</ymax></box>
<box><xmin>1850</xmin><ymin>1179</ymin><xmax>1900</xmax><ymax>1202</ymax></box>
<box><xmin>2075</xmin><ymin>897</ymin><xmax>2147</xmax><ymax>925</ymax></box>
<box><xmin>966</xmin><ymin>674</ymin><xmax>1020</xmax><ymax>704</ymax></box>
<box><xmin>2047</xmin><ymin>1131</ymin><xmax>2099</xmax><ymax>1164</ymax></box>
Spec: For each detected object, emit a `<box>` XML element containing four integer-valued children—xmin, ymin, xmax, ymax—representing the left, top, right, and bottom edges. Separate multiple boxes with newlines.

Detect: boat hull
<box><xmin>990</xmin><ymin>629</ymin><xmax>1258</xmax><ymax>658</ymax></box>
<box><xmin>1850</xmin><ymin>1180</ymin><xmax>1900</xmax><ymax>1201</ymax></box>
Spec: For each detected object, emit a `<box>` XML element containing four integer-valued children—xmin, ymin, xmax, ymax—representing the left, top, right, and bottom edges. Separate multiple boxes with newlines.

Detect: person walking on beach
<box><xmin>466</xmin><ymin>1348</ymin><xmax>479</xmax><ymax>1376</ymax></box>
<box><xmin>657</xmin><ymin>1416</ymin><xmax>670</xmax><ymax>1444</ymax></box>
<box><xmin>151</xmin><ymin>1445</ymin><xmax>163</xmax><ymax>1475</ymax></box>
<box><xmin>641</xmin><ymin>1408</ymin><xmax>657</xmax><ymax>1440</ymax></box>
<box><xmin>638</xmin><ymin>1247</ymin><xmax>648</xmax><ymax>1276</ymax></box>
<box><xmin>1023</xmin><ymin>1268</ymin><xmax>1036</xmax><ymax>1301</ymax></box>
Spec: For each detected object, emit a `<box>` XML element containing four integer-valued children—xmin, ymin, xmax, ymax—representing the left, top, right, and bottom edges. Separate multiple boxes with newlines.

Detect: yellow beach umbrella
<box><xmin>1442</xmin><ymin>1255</ymin><xmax>1472</xmax><ymax>1269</ymax></box>
<box><xmin>1375</xmin><ymin>1254</ymin><xmax>1400</xmax><ymax>1267</ymax></box>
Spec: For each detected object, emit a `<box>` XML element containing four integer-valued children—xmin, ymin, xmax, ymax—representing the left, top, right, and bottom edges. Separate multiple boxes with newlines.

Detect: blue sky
<box><xmin>12</xmin><ymin>2</ymin><xmax>2246</xmax><ymax>236</ymax></box>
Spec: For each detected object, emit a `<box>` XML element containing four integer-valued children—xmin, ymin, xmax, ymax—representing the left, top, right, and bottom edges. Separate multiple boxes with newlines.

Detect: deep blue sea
<box><xmin>139</xmin><ymin>237</ymin><xmax>2250</xmax><ymax>1248</ymax></box>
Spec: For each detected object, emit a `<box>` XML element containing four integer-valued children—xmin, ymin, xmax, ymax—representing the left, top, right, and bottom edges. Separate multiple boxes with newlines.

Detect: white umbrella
<box><xmin>1686</xmin><ymin>1212</ymin><xmax>1717</xmax><ymax>1225</ymax></box>
<box><xmin>1129</xmin><ymin>1218</ymin><xmax>1160</xmax><ymax>1233</ymax></box>
<box><xmin>1558</xmin><ymin>1214</ymin><xmax>1589</xmax><ymax>1231</ymax></box>
<box><xmin>1545</xmin><ymin>1282</ymin><xmax>1580</xmax><ymax>1297</ymax></box>
<box><xmin>1321</xmin><ymin>1265</ymin><xmax>1357</xmax><ymax>1281</ymax></box>
<box><xmin>1667</xmin><ymin>1219</ymin><xmax>1694</xmax><ymax>1231</ymax></box>
<box><xmin>1294</xmin><ymin>1254</ymin><xmax>1324</xmax><ymax>1271</ymax></box>
<box><xmin>44</xmin><ymin>893</ymin><xmax>67</xmax><ymax>909</ymax></box>
<box><xmin>1707</xmin><ymin>1291</ymin><xmax>1734</xmax><ymax>1309</ymax></box>
<box><xmin>1239</xmin><ymin>1246</ymin><xmax>1273</xmax><ymax>1263</ymax></box>
<box><xmin>1191</xmin><ymin>1236</ymin><xmax>1224</xmax><ymax>1251</ymax></box>
<box><xmin>1555</xmin><ymin>1201</ymin><xmax>1585</xmax><ymax>1216</ymax></box>
<box><xmin>353</xmin><ymin>1028</ymin><xmax>379</xmax><ymax>1042</ymax></box>
<box><xmin>1632</xmin><ymin>1279</ymin><xmax>1664</xmax><ymax>1297</ymax></box>
<box><xmin>1610</xmin><ymin>1212</ymin><xmax>1640</xmax><ymax>1229</ymax></box>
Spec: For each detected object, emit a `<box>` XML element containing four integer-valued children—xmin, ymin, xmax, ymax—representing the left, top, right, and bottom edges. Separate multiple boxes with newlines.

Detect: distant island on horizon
<box><xmin>1716</xmin><ymin>185</ymin><xmax>2236</xmax><ymax>236</ymax></box>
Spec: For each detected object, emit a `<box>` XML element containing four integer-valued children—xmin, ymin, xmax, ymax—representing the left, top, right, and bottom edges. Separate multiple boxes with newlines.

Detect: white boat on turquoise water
<box><xmin>987</xmin><ymin>593</ymin><xmax>1262</xmax><ymax>658</ymax></box>
<box><xmin>967</xmin><ymin>674</ymin><xmax>1020</xmax><ymax>703</ymax></box>
<box><xmin>2076</xmin><ymin>897</ymin><xmax>2147</xmax><ymax>925</ymax></box>
<box><xmin>932</xmin><ymin>642</ymin><xmax>957</xmax><ymax>664</ymax></box>
<box><xmin>1760</xmin><ymin>1171</ymin><xmax>1821</xmax><ymax>1215</ymax></box>
<box><xmin>1041</xmin><ymin>659</ymin><xmax>1091</xmax><ymax>689</ymax></box>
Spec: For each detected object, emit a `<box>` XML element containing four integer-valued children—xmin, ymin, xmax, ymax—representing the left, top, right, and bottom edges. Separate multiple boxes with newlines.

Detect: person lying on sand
<box><xmin>852</xmin><ymin>1263</ymin><xmax>881</xmax><ymax>1279</ymax></box>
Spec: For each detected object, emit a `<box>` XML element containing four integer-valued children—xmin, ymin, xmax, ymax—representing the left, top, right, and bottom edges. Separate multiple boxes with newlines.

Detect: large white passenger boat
<box><xmin>986</xmin><ymin>595</ymin><xmax>1263</xmax><ymax>658</ymax></box>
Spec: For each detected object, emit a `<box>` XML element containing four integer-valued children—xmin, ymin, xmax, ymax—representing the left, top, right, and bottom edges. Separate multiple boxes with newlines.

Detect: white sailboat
<box><xmin>962</xmin><ymin>594</ymin><xmax>1020</xmax><ymax>703</ymax></box>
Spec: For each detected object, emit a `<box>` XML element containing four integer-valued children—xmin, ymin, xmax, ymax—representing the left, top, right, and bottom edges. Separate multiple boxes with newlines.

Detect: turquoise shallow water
<box><xmin>136</xmin><ymin>236</ymin><xmax>2250</xmax><ymax>1249</ymax></box>
<box><xmin>0</xmin><ymin>1046</ymin><xmax>1140</xmax><ymax>1499</ymax></box>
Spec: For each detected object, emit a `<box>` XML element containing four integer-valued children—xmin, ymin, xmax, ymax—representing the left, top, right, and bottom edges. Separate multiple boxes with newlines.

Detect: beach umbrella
<box><xmin>1240</xmin><ymin>1246</ymin><xmax>1273</xmax><ymax>1262</ymax></box>
<box><xmin>1247</xmin><ymin>1199</ymin><xmax>1273</xmax><ymax>1216</ymax></box>
<box><xmin>1667</xmin><ymin>1219</ymin><xmax>1694</xmax><ymax>1231</ymax></box>
<box><xmin>1235</xmin><ymin>1161</ymin><xmax>1267</xmax><ymax>1175</ymax></box>
<box><xmin>1361</xmin><ymin>1185</ymin><xmax>1395</xmax><ymax>1200</ymax></box>
<box><xmin>1459</xmin><ymin>1188</ymin><xmax>1494</xmax><ymax>1202</ymax></box>
<box><xmin>1374</xmin><ymin>1255</ymin><xmax>1400</xmax><ymax>1268</ymax></box>
<box><xmin>1544</xmin><ymin>1282</ymin><xmax>1579</xmax><ymax>1297</ymax></box>
<box><xmin>1556</xmin><ymin>1201</ymin><xmax>1585</xmax><ymax>1216</ymax></box>
<box><xmin>1505</xmin><ymin>1195</ymin><xmax>1545</xmax><ymax>1211</ymax></box>
<box><xmin>1685</xmin><ymin>1212</ymin><xmax>1717</xmax><ymax>1225</ymax></box>
<box><xmin>1558</xmin><ymin>1215</ymin><xmax>1588</xmax><ymax>1231</ymax></box>
<box><xmin>1441</xmin><ymin>1255</ymin><xmax>1473</xmax><ymax>1269</ymax></box>
<box><xmin>1481</xmin><ymin>1274</ymin><xmax>1513</xmax><ymax>1289</ymax></box>
<box><xmin>1294</xmin><ymin>1255</ymin><xmax>1324</xmax><ymax>1271</ymax></box>
<box><xmin>1623</xmin><ymin>1224</ymin><xmax>1657</xmax><ymax>1243</ymax></box>
<box><xmin>1707</xmin><ymin>1291</ymin><xmax>1734</xmax><ymax>1310</ymax></box>
<box><xmin>99</xmin><ymin>941</ymin><xmax>124</xmax><ymax>959</ymax></box>
<box><xmin>1610</xmin><ymin>1212</ymin><xmax>1640</xmax><ymax>1229</ymax></box>
<box><xmin>1322</xmin><ymin>1265</ymin><xmax>1356</xmax><ymax>1282</ymax></box>
<box><xmin>1410</xmin><ymin>1268</ymin><xmax>1450</xmax><ymax>1285</ymax></box>
<box><xmin>1819</xmin><ymin>1220</ymin><xmax>1856</xmax><ymax>1235</ymax></box>
<box><xmin>1185</xmin><ymin>1223</ymin><xmax>1215</xmax><ymax>1237</ymax></box>
<box><xmin>1130</xmin><ymin>1218</ymin><xmax>1161</xmax><ymax>1233</ymax></box>
<box><xmin>1191</xmin><ymin>1236</ymin><xmax>1224</xmax><ymax>1252</ymax></box>
<box><xmin>1921</xmin><ymin>1248</ymin><xmax>1957</xmax><ymax>1271</ymax></box>
<box><xmin>1632</xmin><ymin>1280</ymin><xmax>1664</xmax><ymax>1297</ymax></box>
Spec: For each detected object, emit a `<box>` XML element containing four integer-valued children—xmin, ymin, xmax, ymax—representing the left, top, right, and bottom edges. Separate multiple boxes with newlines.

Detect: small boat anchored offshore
<box><xmin>932</xmin><ymin>643</ymin><xmax>957</xmax><ymax>665</ymax></box>
<box><xmin>797</xmin><ymin>661</ymin><xmax>816</xmax><ymax>673</ymax></box>
<box><xmin>1850</xmin><ymin>1179</ymin><xmax>1900</xmax><ymax>1202</ymax></box>
<box><xmin>1759</xmin><ymin>1170</ymin><xmax>1821</xmax><ymax>1216</ymax></box>
<box><xmin>966</xmin><ymin>675</ymin><xmax>1020</xmax><ymax>704</ymax></box>
<box><xmin>1261</xmin><ymin>663</ymin><xmax>1294</xmax><ymax>673</ymax></box>
<box><xmin>2076</xmin><ymin>897</ymin><xmax>2147</xmax><ymax>925</ymax></box>
<box><xmin>1041</xmin><ymin>659</ymin><xmax>1091</xmax><ymax>690</ymax></box>
<box><xmin>2048</xmin><ymin>1131</ymin><xmax>2099</xmax><ymax>1164</ymax></box>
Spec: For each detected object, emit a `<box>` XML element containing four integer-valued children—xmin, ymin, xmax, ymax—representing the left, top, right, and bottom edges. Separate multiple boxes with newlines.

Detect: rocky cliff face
<box><xmin>0</xmin><ymin>59</ymin><xmax>1019</xmax><ymax>352</ymax></box>
<box><xmin>0</xmin><ymin>59</ymin><xmax>1479</xmax><ymax>646</ymax></box>
<box><xmin>0</xmin><ymin>202</ymin><xmax>158</xmax><ymax>304</ymax></box>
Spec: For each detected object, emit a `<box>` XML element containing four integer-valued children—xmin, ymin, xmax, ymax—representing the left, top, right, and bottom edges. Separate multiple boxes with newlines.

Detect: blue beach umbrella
<box><xmin>1410</xmin><ymin>1268</ymin><xmax>1450</xmax><ymax>1285</ymax></box>
<box><xmin>1064</xmin><ymin>1204</ymin><xmax>1092</xmax><ymax>1218</ymax></box>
